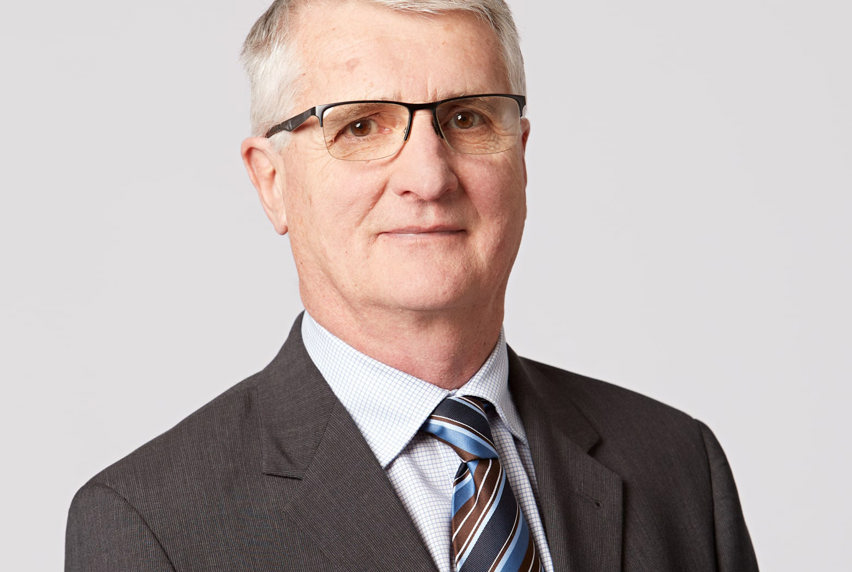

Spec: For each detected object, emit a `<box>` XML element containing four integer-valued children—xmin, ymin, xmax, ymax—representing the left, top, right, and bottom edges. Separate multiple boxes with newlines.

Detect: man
<box><xmin>66</xmin><ymin>0</ymin><xmax>758</xmax><ymax>570</ymax></box>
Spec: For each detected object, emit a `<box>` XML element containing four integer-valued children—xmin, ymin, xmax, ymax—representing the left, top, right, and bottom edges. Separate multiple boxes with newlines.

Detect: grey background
<box><xmin>2</xmin><ymin>0</ymin><xmax>849</xmax><ymax>569</ymax></box>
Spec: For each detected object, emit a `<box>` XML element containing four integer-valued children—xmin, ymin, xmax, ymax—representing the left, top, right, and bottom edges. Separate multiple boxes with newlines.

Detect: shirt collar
<box><xmin>301</xmin><ymin>311</ymin><xmax>528</xmax><ymax>468</ymax></box>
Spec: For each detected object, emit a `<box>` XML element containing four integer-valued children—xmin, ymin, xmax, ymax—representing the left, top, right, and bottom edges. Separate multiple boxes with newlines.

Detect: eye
<box><xmin>344</xmin><ymin>118</ymin><xmax>377</xmax><ymax>138</ymax></box>
<box><xmin>448</xmin><ymin>110</ymin><xmax>484</xmax><ymax>130</ymax></box>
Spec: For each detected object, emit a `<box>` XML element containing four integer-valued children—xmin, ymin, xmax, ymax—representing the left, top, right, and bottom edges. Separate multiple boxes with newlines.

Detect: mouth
<box><xmin>381</xmin><ymin>225</ymin><xmax>465</xmax><ymax>237</ymax></box>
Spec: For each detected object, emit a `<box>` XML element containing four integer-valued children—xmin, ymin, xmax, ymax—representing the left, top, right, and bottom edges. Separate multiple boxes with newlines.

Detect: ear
<box><xmin>241</xmin><ymin>136</ymin><xmax>289</xmax><ymax>235</ymax></box>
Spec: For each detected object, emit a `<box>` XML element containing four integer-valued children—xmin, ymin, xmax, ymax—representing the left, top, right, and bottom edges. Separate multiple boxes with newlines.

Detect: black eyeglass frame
<box><xmin>263</xmin><ymin>93</ymin><xmax>527</xmax><ymax>142</ymax></box>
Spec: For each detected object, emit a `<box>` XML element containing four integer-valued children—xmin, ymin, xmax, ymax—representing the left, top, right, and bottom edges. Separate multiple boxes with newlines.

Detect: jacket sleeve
<box><xmin>697</xmin><ymin>421</ymin><xmax>760</xmax><ymax>572</ymax></box>
<box><xmin>65</xmin><ymin>481</ymin><xmax>176</xmax><ymax>572</ymax></box>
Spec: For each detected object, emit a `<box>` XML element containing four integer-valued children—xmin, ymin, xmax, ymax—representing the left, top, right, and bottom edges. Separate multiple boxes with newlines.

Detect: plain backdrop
<box><xmin>1</xmin><ymin>1</ymin><xmax>850</xmax><ymax>569</ymax></box>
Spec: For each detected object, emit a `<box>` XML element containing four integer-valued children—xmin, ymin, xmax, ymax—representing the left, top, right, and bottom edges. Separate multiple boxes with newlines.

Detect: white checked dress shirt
<box><xmin>301</xmin><ymin>312</ymin><xmax>554</xmax><ymax>572</ymax></box>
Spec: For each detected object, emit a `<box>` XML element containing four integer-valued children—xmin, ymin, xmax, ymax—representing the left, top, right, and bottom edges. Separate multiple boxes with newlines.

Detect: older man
<box><xmin>66</xmin><ymin>1</ymin><xmax>758</xmax><ymax>570</ymax></box>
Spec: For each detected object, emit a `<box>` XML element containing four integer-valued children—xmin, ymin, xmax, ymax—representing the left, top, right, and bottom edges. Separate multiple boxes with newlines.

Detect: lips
<box><xmin>382</xmin><ymin>224</ymin><xmax>465</xmax><ymax>235</ymax></box>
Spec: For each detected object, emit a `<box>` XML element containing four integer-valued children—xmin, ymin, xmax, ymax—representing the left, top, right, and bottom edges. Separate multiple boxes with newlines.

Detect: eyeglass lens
<box><xmin>320</xmin><ymin>96</ymin><xmax>522</xmax><ymax>161</ymax></box>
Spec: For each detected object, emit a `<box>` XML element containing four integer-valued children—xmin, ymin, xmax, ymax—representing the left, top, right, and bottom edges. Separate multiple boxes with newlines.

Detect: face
<box><xmin>248</xmin><ymin>1</ymin><xmax>529</xmax><ymax>322</ymax></box>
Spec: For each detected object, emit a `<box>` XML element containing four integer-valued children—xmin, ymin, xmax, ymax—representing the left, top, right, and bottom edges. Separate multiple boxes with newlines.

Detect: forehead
<box><xmin>289</xmin><ymin>1</ymin><xmax>510</xmax><ymax>103</ymax></box>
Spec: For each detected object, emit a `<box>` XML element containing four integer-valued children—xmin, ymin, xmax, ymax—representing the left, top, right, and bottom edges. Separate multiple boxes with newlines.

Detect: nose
<box><xmin>388</xmin><ymin>110</ymin><xmax>459</xmax><ymax>201</ymax></box>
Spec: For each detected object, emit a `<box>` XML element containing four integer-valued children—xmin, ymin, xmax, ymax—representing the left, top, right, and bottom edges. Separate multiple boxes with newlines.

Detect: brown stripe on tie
<box><xmin>430</xmin><ymin>415</ymin><xmax>495</xmax><ymax>450</ymax></box>
<box><xmin>453</xmin><ymin>459</ymin><xmax>503</xmax><ymax>559</ymax></box>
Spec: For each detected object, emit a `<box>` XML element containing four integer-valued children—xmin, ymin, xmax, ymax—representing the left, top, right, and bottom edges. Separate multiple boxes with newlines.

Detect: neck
<box><xmin>304</xmin><ymin>299</ymin><xmax>504</xmax><ymax>390</ymax></box>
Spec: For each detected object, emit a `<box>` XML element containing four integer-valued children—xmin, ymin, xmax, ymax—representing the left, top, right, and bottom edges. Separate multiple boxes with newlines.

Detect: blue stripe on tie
<box><xmin>425</xmin><ymin>417</ymin><xmax>494</xmax><ymax>452</ymax></box>
<box><xmin>424</xmin><ymin>418</ymin><xmax>497</xmax><ymax>458</ymax></box>
<box><xmin>453</xmin><ymin>468</ymin><xmax>476</xmax><ymax>514</ymax></box>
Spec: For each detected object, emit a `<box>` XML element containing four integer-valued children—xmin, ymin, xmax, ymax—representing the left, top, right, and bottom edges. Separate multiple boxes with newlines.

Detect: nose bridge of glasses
<box><xmin>402</xmin><ymin>101</ymin><xmax>444</xmax><ymax>141</ymax></box>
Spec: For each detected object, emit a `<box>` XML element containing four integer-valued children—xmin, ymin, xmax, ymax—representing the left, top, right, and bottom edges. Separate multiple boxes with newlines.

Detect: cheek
<box><xmin>464</xmin><ymin>157</ymin><xmax>527</xmax><ymax>233</ymax></box>
<box><xmin>284</xmin><ymin>161</ymin><xmax>386</xmax><ymax>256</ymax></box>
<box><xmin>283</xmin><ymin>155</ymin><xmax>337</xmax><ymax>225</ymax></box>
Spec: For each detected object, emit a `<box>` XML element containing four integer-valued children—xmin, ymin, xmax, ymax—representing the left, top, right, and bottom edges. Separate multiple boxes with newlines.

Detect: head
<box><xmin>240</xmin><ymin>0</ymin><xmax>530</xmax><ymax>335</ymax></box>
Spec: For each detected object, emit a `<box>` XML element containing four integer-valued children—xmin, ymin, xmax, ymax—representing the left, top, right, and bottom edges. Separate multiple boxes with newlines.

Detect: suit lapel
<box><xmin>256</xmin><ymin>318</ymin><xmax>436</xmax><ymax>571</ymax></box>
<box><xmin>508</xmin><ymin>349</ymin><xmax>624</xmax><ymax>572</ymax></box>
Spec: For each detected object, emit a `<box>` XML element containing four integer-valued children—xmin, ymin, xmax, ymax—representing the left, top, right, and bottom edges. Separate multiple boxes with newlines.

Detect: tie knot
<box><xmin>422</xmin><ymin>395</ymin><xmax>497</xmax><ymax>461</ymax></box>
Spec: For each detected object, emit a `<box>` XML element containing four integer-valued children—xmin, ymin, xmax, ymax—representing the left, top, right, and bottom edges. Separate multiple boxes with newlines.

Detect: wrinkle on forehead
<box><xmin>290</xmin><ymin>3</ymin><xmax>509</xmax><ymax>104</ymax></box>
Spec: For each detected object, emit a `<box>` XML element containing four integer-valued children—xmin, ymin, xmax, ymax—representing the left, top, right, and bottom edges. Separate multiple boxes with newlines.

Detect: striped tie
<box><xmin>422</xmin><ymin>396</ymin><xmax>542</xmax><ymax>572</ymax></box>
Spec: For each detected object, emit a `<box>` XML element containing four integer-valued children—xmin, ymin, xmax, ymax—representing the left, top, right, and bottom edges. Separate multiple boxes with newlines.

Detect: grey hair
<box><xmin>241</xmin><ymin>0</ymin><xmax>526</xmax><ymax>145</ymax></box>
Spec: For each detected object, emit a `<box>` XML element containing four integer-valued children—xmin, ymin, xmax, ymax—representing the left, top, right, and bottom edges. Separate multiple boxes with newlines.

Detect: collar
<box><xmin>301</xmin><ymin>311</ymin><xmax>528</xmax><ymax>468</ymax></box>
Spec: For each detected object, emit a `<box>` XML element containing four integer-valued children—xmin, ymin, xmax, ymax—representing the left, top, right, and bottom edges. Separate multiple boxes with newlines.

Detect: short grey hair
<box><xmin>241</xmin><ymin>0</ymin><xmax>526</xmax><ymax>143</ymax></box>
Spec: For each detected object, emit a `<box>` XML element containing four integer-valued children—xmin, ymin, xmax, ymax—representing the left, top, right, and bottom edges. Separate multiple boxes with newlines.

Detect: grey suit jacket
<box><xmin>66</xmin><ymin>316</ymin><xmax>758</xmax><ymax>571</ymax></box>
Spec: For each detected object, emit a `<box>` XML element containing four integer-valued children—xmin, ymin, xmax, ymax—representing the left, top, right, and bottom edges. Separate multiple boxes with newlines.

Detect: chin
<box><xmin>375</xmin><ymin>275</ymin><xmax>484</xmax><ymax>315</ymax></box>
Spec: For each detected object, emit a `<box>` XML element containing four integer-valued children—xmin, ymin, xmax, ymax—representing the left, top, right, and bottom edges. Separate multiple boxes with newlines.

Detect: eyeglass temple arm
<box><xmin>264</xmin><ymin>107</ymin><xmax>318</xmax><ymax>138</ymax></box>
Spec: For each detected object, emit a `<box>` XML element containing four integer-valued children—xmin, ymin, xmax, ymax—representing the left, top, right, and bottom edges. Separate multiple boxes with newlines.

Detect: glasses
<box><xmin>265</xmin><ymin>94</ymin><xmax>526</xmax><ymax>161</ymax></box>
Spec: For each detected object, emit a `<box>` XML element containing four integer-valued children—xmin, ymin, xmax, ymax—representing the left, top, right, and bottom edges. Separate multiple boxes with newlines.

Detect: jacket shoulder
<box><xmin>515</xmin><ymin>355</ymin><xmax>698</xmax><ymax>434</ymax></box>
<box><xmin>84</xmin><ymin>367</ymin><xmax>266</xmax><ymax>501</ymax></box>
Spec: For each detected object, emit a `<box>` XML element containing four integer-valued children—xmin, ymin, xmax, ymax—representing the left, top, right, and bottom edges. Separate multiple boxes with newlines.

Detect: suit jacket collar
<box><xmin>508</xmin><ymin>347</ymin><xmax>624</xmax><ymax>572</ymax></box>
<box><xmin>255</xmin><ymin>315</ymin><xmax>437</xmax><ymax>571</ymax></box>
